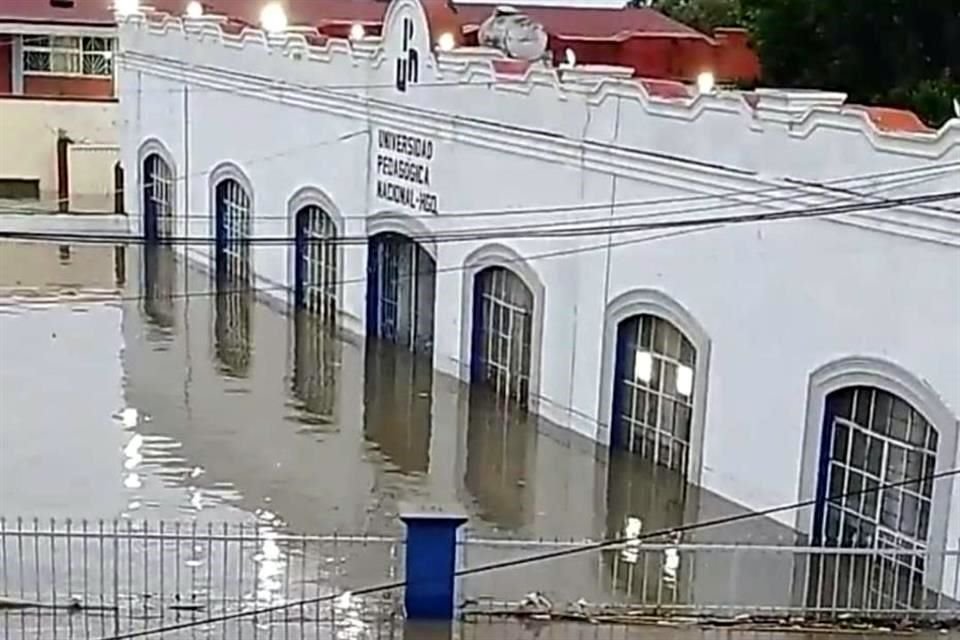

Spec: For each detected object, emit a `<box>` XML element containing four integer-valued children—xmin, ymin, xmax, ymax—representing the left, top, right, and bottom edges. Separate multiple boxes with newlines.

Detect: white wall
<box><xmin>0</xmin><ymin>99</ymin><xmax>118</xmax><ymax>211</ymax></box>
<box><xmin>117</xmin><ymin>0</ymin><xmax>960</xmax><ymax>598</ymax></box>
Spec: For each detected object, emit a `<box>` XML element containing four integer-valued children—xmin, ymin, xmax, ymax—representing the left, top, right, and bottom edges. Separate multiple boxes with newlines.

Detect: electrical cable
<box><xmin>3</xmin><ymin>189</ymin><xmax>955</xmax><ymax>309</ymax></box>
<box><xmin>97</xmin><ymin>466</ymin><xmax>960</xmax><ymax>639</ymax></box>
<box><xmin>6</xmin><ymin>159</ymin><xmax>957</xmax><ymax>226</ymax></box>
<box><xmin>3</xmin><ymin>190</ymin><xmax>956</xmax><ymax>248</ymax></box>
<box><xmin>0</xmin><ymin>225</ymin><xmax>714</xmax><ymax>306</ymax></box>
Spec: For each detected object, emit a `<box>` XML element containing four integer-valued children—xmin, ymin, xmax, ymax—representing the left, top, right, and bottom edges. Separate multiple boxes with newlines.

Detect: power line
<box><xmin>7</xmin><ymin>160</ymin><xmax>958</xmax><ymax>225</ymax></box>
<box><xmin>97</xmin><ymin>466</ymin><xmax>960</xmax><ymax>639</ymax></box>
<box><xmin>3</xmin><ymin>225</ymin><xmax>715</xmax><ymax>306</ymax></box>
<box><xmin>3</xmin><ymin>190</ymin><xmax>957</xmax><ymax>249</ymax></box>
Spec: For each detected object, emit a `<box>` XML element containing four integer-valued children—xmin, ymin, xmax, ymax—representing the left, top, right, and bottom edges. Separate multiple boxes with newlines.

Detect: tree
<box><xmin>644</xmin><ymin>0</ymin><xmax>959</xmax><ymax>126</ymax></box>
<box><xmin>740</xmin><ymin>0</ymin><xmax>959</xmax><ymax>126</ymax></box>
<box><xmin>645</xmin><ymin>0</ymin><xmax>744</xmax><ymax>33</ymax></box>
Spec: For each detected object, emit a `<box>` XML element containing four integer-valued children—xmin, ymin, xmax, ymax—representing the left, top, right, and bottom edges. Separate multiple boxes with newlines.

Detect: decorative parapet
<box><xmin>119</xmin><ymin>0</ymin><xmax>959</xmax><ymax>155</ymax></box>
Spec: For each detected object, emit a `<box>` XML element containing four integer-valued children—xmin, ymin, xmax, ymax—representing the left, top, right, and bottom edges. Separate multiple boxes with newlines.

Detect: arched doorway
<box><xmin>610</xmin><ymin>314</ymin><xmax>697</xmax><ymax>476</ymax></box>
<box><xmin>294</xmin><ymin>204</ymin><xmax>338</xmax><ymax>321</ymax></box>
<box><xmin>214</xmin><ymin>177</ymin><xmax>252</xmax><ymax>284</ymax></box>
<box><xmin>470</xmin><ymin>266</ymin><xmax>533</xmax><ymax>406</ymax></box>
<box><xmin>290</xmin><ymin>203</ymin><xmax>340</xmax><ymax>424</ymax></box>
<box><xmin>366</xmin><ymin>232</ymin><xmax>436</xmax><ymax>355</ymax></box>
<box><xmin>809</xmin><ymin>386</ymin><xmax>939</xmax><ymax>610</ymax></box>
<box><xmin>142</xmin><ymin>153</ymin><xmax>174</xmax><ymax>244</ymax></box>
<box><xmin>213</xmin><ymin>176</ymin><xmax>253</xmax><ymax>378</ymax></box>
<box><xmin>140</xmin><ymin>152</ymin><xmax>176</xmax><ymax>334</ymax></box>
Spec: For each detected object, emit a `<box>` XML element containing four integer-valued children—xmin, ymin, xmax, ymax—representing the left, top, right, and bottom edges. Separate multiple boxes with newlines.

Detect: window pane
<box><xmin>51</xmin><ymin>51</ymin><xmax>80</xmax><ymax>73</ymax></box>
<box><xmin>23</xmin><ymin>35</ymin><xmax>50</xmax><ymax>48</ymax></box>
<box><xmin>871</xmin><ymin>391</ymin><xmax>893</xmax><ymax>435</ymax></box>
<box><xmin>23</xmin><ymin>51</ymin><xmax>50</xmax><ymax>72</ymax></box>
<box><xmin>52</xmin><ymin>36</ymin><xmax>80</xmax><ymax>48</ymax></box>
<box><xmin>82</xmin><ymin>37</ymin><xmax>111</xmax><ymax>51</ymax></box>
<box><xmin>854</xmin><ymin>388</ymin><xmax>873</xmax><ymax>427</ymax></box>
<box><xmin>83</xmin><ymin>54</ymin><xmax>112</xmax><ymax>76</ymax></box>
<box><xmin>832</xmin><ymin>422</ymin><xmax>849</xmax><ymax>462</ymax></box>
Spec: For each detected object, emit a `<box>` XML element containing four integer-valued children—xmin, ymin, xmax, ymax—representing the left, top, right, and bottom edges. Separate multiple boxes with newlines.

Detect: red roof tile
<box><xmin>455</xmin><ymin>4</ymin><xmax>704</xmax><ymax>40</ymax></box>
<box><xmin>855</xmin><ymin>107</ymin><xmax>933</xmax><ymax>134</ymax></box>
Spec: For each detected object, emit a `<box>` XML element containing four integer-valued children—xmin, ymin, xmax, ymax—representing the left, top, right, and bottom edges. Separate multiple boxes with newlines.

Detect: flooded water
<box><xmin>0</xmin><ymin>241</ymin><xmax>806</xmax><ymax>638</ymax></box>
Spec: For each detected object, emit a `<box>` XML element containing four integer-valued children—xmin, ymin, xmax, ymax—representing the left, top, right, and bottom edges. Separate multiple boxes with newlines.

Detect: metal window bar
<box><xmin>477</xmin><ymin>267</ymin><xmax>533</xmax><ymax>405</ymax></box>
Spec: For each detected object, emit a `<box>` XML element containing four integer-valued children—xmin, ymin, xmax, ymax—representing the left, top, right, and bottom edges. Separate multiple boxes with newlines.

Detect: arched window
<box><xmin>294</xmin><ymin>204</ymin><xmax>338</xmax><ymax>321</ymax></box>
<box><xmin>814</xmin><ymin>386</ymin><xmax>938</xmax><ymax>609</ymax></box>
<box><xmin>214</xmin><ymin>177</ymin><xmax>252</xmax><ymax>283</ymax></box>
<box><xmin>612</xmin><ymin>314</ymin><xmax>697</xmax><ymax>476</ymax></box>
<box><xmin>213</xmin><ymin>175</ymin><xmax>253</xmax><ymax>377</ymax></box>
<box><xmin>142</xmin><ymin>153</ymin><xmax>173</xmax><ymax>242</ymax></box>
<box><xmin>471</xmin><ymin>266</ymin><xmax>534</xmax><ymax>405</ymax></box>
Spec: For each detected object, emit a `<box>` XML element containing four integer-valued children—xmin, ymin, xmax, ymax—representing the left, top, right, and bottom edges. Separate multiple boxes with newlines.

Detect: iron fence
<box><xmin>1</xmin><ymin>518</ymin><xmax>958</xmax><ymax>639</ymax></box>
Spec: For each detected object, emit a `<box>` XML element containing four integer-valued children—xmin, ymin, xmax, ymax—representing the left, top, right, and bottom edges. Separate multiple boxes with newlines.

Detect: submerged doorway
<box><xmin>470</xmin><ymin>266</ymin><xmax>534</xmax><ymax>407</ymax></box>
<box><xmin>366</xmin><ymin>232</ymin><xmax>436</xmax><ymax>355</ymax></box>
<box><xmin>808</xmin><ymin>385</ymin><xmax>939</xmax><ymax>611</ymax></box>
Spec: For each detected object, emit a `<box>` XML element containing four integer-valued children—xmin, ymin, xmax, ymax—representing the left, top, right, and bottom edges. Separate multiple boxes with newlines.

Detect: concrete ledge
<box><xmin>0</xmin><ymin>214</ymin><xmax>133</xmax><ymax>237</ymax></box>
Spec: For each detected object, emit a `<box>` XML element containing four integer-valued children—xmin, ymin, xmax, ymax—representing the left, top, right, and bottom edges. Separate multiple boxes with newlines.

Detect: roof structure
<box><xmin>0</xmin><ymin>0</ymin><xmax>115</xmax><ymax>26</ymax></box>
<box><xmin>0</xmin><ymin>0</ymin><xmax>705</xmax><ymax>39</ymax></box>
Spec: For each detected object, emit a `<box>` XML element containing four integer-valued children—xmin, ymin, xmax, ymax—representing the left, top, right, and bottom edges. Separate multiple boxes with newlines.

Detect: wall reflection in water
<box><xmin>602</xmin><ymin>449</ymin><xmax>694</xmax><ymax>603</ymax></box>
<box><xmin>142</xmin><ymin>244</ymin><xmax>177</xmax><ymax>335</ymax></box>
<box><xmin>463</xmin><ymin>388</ymin><xmax>537</xmax><ymax>532</ymax></box>
<box><xmin>291</xmin><ymin>310</ymin><xmax>341</xmax><ymax>426</ymax></box>
<box><xmin>363</xmin><ymin>338</ymin><xmax>432</xmax><ymax>475</ymax></box>
<box><xmin>214</xmin><ymin>273</ymin><xmax>253</xmax><ymax>378</ymax></box>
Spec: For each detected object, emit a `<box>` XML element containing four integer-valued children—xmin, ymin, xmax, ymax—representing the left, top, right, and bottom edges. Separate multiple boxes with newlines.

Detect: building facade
<box><xmin>0</xmin><ymin>1</ymin><xmax>120</xmax><ymax>212</ymax></box>
<box><xmin>118</xmin><ymin>0</ymin><xmax>960</xmax><ymax>604</ymax></box>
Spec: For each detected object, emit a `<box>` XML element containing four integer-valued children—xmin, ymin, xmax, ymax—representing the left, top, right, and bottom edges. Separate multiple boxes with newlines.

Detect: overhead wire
<box><xmin>5</xmin><ymin>158</ymin><xmax>958</xmax><ymax>223</ymax></box>
<box><xmin>97</xmin><ymin>466</ymin><xmax>960</xmax><ymax>639</ymax></box>
<box><xmin>3</xmin><ymin>190</ymin><xmax>957</xmax><ymax>249</ymax></box>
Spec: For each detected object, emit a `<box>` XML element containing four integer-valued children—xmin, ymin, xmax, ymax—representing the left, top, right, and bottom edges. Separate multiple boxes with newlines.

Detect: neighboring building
<box><xmin>0</xmin><ymin>0</ymin><xmax>120</xmax><ymax>213</ymax></box>
<box><xmin>119</xmin><ymin>0</ymin><xmax>960</xmax><ymax>608</ymax></box>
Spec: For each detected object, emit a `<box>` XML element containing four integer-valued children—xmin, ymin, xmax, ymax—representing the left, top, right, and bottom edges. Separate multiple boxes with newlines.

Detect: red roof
<box><xmin>0</xmin><ymin>0</ymin><xmax>115</xmax><ymax>26</ymax></box>
<box><xmin>1</xmin><ymin>0</ymin><xmax>702</xmax><ymax>40</ymax></box>
<box><xmin>455</xmin><ymin>4</ymin><xmax>704</xmax><ymax>40</ymax></box>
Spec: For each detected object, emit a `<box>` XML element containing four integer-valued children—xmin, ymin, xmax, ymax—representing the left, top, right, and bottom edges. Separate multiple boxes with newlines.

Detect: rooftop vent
<box><xmin>478</xmin><ymin>6</ymin><xmax>548</xmax><ymax>61</ymax></box>
<box><xmin>50</xmin><ymin>0</ymin><xmax>75</xmax><ymax>8</ymax></box>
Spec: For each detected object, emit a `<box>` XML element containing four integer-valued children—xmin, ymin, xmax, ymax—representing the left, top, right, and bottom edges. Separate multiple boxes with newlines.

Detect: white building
<box><xmin>117</xmin><ymin>0</ymin><xmax>960</xmax><ymax>605</ymax></box>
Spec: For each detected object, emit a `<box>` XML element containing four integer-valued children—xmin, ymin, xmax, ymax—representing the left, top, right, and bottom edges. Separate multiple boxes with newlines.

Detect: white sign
<box><xmin>375</xmin><ymin>129</ymin><xmax>439</xmax><ymax>214</ymax></box>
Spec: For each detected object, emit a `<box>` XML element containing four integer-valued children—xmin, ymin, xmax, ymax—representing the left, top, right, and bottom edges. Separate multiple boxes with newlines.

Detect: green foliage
<box><xmin>646</xmin><ymin>0</ymin><xmax>744</xmax><ymax>33</ymax></box>
<box><xmin>741</xmin><ymin>0</ymin><xmax>959</xmax><ymax>126</ymax></box>
<box><xmin>643</xmin><ymin>0</ymin><xmax>959</xmax><ymax>126</ymax></box>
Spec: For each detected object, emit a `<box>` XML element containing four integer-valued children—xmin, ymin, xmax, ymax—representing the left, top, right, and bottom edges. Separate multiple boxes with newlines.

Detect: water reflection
<box><xmin>363</xmin><ymin>338</ymin><xmax>432</xmax><ymax>475</ymax></box>
<box><xmin>602</xmin><ymin>449</ymin><xmax>692</xmax><ymax>602</ymax></box>
<box><xmin>291</xmin><ymin>310</ymin><xmax>340</xmax><ymax>426</ymax></box>
<box><xmin>214</xmin><ymin>274</ymin><xmax>253</xmax><ymax>378</ymax></box>
<box><xmin>142</xmin><ymin>243</ymin><xmax>177</xmax><ymax>332</ymax></box>
<box><xmin>463</xmin><ymin>388</ymin><xmax>537</xmax><ymax>532</ymax></box>
<box><xmin>1</xmin><ymin>242</ymin><xmax>805</xmax><ymax>617</ymax></box>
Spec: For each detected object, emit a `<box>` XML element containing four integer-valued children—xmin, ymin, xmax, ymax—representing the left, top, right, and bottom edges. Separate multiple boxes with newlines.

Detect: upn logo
<box><xmin>395</xmin><ymin>17</ymin><xmax>419</xmax><ymax>93</ymax></box>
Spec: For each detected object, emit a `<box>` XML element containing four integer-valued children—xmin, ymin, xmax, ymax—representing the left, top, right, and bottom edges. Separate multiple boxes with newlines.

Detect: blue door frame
<box><xmin>469</xmin><ymin>273</ymin><xmax>485</xmax><ymax>384</ymax></box>
<box><xmin>142</xmin><ymin>159</ymin><xmax>159</xmax><ymax>245</ymax></box>
<box><xmin>213</xmin><ymin>185</ymin><xmax>228</xmax><ymax>285</ymax></box>
<box><xmin>609</xmin><ymin>318</ymin><xmax>633</xmax><ymax>452</ymax></box>
<box><xmin>293</xmin><ymin>208</ymin><xmax>309</xmax><ymax>310</ymax></box>
<box><xmin>810</xmin><ymin>394</ymin><xmax>839</xmax><ymax>546</ymax></box>
<box><xmin>366</xmin><ymin>233</ymin><xmax>402</xmax><ymax>342</ymax></box>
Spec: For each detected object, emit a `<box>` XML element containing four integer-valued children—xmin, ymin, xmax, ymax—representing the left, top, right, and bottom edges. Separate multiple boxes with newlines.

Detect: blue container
<box><xmin>400</xmin><ymin>509</ymin><xmax>468</xmax><ymax>620</ymax></box>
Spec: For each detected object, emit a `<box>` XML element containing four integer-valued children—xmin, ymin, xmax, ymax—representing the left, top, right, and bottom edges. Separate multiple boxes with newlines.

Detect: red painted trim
<box><xmin>23</xmin><ymin>74</ymin><xmax>114</xmax><ymax>99</ymax></box>
<box><xmin>0</xmin><ymin>19</ymin><xmax>115</xmax><ymax>28</ymax></box>
<box><xmin>0</xmin><ymin>93</ymin><xmax>118</xmax><ymax>103</ymax></box>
